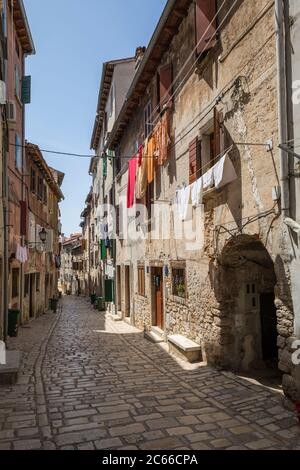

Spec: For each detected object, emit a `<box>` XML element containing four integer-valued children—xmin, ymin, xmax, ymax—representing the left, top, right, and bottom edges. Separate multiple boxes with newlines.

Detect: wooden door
<box><xmin>153</xmin><ymin>268</ymin><xmax>164</xmax><ymax>330</ymax></box>
<box><xmin>125</xmin><ymin>266</ymin><xmax>130</xmax><ymax>317</ymax></box>
<box><xmin>260</xmin><ymin>292</ymin><xmax>278</xmax><ymax>361</ymax></box>
<box><xmin>29</xmin><ymin>274</ymin><xmax>35</xmax><ymax>318</ymax></box>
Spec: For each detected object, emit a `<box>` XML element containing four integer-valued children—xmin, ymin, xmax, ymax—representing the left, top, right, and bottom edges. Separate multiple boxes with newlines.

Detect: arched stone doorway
<box><xmin>215</xmin><ymin>235</ymin><xmax>279</xmax><ymax>374</ymax></box>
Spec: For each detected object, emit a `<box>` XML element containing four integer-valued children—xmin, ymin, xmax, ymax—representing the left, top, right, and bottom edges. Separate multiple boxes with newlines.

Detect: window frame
<box><xmin>30</xmin><ymin>167</ymin><xmax>36</xmax><ymax>193</ymax></box>
<box><xmin>138</xmin><ymin>265</ymin><xmax>146</xmax><ymax>297</ymax></box>
<box><xmin>14</xmin><ymin>64</ymin><xmax>21</xmax><ymax>100</ymax></box>
<box><xmin>11</xmin><ymin>268</ymin><xmax>20</xmax><ymax>299</ymax></box>
<box><xmin>171</xmin><ymin>267</ymin><xmax>186</xmax><ymax>299</ymax></box>
<box><xmin>15</xmin><ymin>133</ymin><xmax>22</xmax><ymax>171</ymax></box>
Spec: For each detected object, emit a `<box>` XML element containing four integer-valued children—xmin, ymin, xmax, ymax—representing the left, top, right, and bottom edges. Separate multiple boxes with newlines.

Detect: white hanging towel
<box><xmin>175</xmin><ymin>185</ymin><xmax>191</xmax><ymax>221</ymax></box>
<box><xmin>191</xmin><ymin>177</ymin><xmax>203</xmax><ymax>207</ymax></box>
<box><xmin>16</xmin><ymin>245</ymin><xmax>28</xmax><ymax>263</ymax></box>
<box><xmin>213</xmin><ymin>152</ymin><xmax>237</xmax><ymax>189</ymax></box>
<box><xmin>202</xmin><ymin>167</ymin><xmax>214</xmax><ymax>190</ymax></box>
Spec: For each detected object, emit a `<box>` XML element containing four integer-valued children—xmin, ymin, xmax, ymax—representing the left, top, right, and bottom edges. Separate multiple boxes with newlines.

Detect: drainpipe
<box><xmin>275</xmin><ymin>0</ymin><xmax>290</xmax><ymax>216</ymax></box>
<box><xmin>3</xmin><ymin>144</ymin><xmax>9</xmax><ymax>342</ymax></box>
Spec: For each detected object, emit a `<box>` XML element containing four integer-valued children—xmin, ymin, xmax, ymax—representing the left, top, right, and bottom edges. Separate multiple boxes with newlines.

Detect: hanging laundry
<box><xmin>191</xmin><ymin>176</ymin><xmax>203</xmax><ymax>207</ymax></box>
<box><xmin>160</xmin><ymin>110</ymin><xmax>171</xmax><ymax>165</ymax></box>
<box><xmin>137</xmin><ymin>144</ymin><xmax>144</xmax><ymax>167</ymax></box>
<box><xmin>16</xmin><ymin>245</ymin><xmax>28</xmax><ymax>264</ymax></box>
<box><xmin>153</xmin><ymin>120</ymin><xmax>162</xmax><ymax>163</ymax></box>
<box><xmin>127</xmin><ymin>156</ymin><xmax>137</xmax><ymax>208</ymax></box>
<box><xmin>202</xmin><ymin>167</ymin><xmax>215</xmax><ymax>190</ymax></box>
<box><xmin>136</xmin><ymin>139</ymin><xmax>148</xmax><ymax>199</ymax></box>
<box><xmin>213</xmin><ymin>152</ymin><xmax>237</xmax><ymax>189</ymax></box>
<box><xmin>147</xmin><ymin>135</ymin><xmax>156</xmax><ymax>184</ymax></box>
<box><xmin>175</xmin><ymin>185</ymin><xmax>191</xmax><ymax>221</ymax></box>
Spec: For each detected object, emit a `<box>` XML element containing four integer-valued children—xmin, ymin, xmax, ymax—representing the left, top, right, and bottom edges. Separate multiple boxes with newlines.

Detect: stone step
<box><xmin>0</xmin><ymin>350</ymin><xmax>21</xmax><ymax>385</ymax></box>
<box><xmin>108</xmin><ymin>313</ymin><xmax>123</xmax><ymax>322</ymax></box>
<box><xmin>144</xmin><ymin>330</ymin><xmax>164</xmax><ymax>344</ymax></box>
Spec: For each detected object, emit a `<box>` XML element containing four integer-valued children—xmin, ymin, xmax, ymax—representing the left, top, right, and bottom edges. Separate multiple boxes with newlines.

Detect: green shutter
<box><xmin>105</xmin><ymin>279</ymin><xmax>114</xmax><ymax>302</ymax></box>
<box><xmin>21</xmin><ymin>75</ymin><xmax>31</xmax><ymax>104</ymax></box>
<box><xmin>103</xmin><ymin>156</ymin><xmax>107</xmax><ymax>178</ymax></box>
<box><xmin>100</xmin><ymin>240</ymin><xmax>106</xmax><ymax>260</ymax></box>
<box><xmin>109</xmin><ymin>239</ymin><xmax>115</xmax><ymax>258</ymax></box>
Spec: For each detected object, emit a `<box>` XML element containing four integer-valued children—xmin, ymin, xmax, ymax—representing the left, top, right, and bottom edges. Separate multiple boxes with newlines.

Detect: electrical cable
<box><xmin>147</xmin><ymin>0</ymin><xmax>229</xmax><ymax>126</ymax></box>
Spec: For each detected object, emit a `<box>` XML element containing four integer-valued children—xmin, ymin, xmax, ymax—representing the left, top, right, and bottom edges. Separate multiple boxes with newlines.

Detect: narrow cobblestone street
<box><xmin>0</xmin><ymin>296</ymin><xmax>299</xmax><ymax>450</ymax></box>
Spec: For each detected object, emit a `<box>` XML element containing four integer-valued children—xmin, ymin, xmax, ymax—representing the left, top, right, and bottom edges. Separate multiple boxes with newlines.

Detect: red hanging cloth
<box><xmin>127</xmin><ymin>157</ymin><xmax>137</xmax><ymax>209</ymax></box>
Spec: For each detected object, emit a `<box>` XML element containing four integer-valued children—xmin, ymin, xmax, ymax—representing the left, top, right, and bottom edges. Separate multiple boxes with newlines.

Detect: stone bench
<box><xmin>168</xmin><ymin>334</ymin><xmax>202</xmax><ymax>363</ymax></box>
<box><xmin>0</xmin><ymin>351</ymin><xmax>21</xmax><ymax>385</ymax></box>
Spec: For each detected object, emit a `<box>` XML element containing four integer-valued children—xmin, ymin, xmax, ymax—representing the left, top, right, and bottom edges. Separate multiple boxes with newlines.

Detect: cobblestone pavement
<box><xmin>0</xmin><ymin>296</ymin><xmax>300</xmax><ymax>450</ymax></box>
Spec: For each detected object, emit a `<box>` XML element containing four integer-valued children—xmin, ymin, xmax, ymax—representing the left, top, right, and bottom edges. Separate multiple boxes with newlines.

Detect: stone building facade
<box><xmin>102</xmin><ymin>0</ymin><xmax>300</xmax><ymax>403</ymax></box>
<box><xmin>22</xmin><ymin>143</ymin><xmax>64</xmax><ymax>322</ymax></box>
<box><xmin>82</xmin><ymin>56</ymin><xmax>137</xmax><ymax>304</ymax></box>
<box><xmin>60</xmin><ymin>233</ymin><xmax>83</xmax><ymax>295</ymax></box>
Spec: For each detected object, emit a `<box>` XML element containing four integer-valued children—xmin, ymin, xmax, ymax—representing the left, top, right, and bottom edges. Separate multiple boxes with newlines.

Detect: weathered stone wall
<box><xmin>114</xmin><ymin>0</ymin><xmax>299</xmax><ymax>400</ymax></box>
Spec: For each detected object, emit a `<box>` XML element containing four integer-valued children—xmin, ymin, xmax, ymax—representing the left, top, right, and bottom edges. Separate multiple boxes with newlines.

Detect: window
<box><xmin>36</xmin><ymin>273</ymin><xmax>40</xmax><ymax>292</ymax></box>
<box><xmin>30</xmin><ymin>168</ymin><xmax>36</xmax><ymax>193</ymax></box>
<box><xmin>158</xmin><ymin>63</ymin><xmax>173</xmax><ymax>111</ymax></box>
<box><xmin>15</xmin><ymin>39</ymin><xmax>20</xmax><ymax>58</ymax></box>
<box><xmin>115</xmin><ymin>146</ymin><xmax>121</xmax><ymax>175</ymax></box>
<box><xmin>109</xmin><ymin>84</ymin><xmax>114</xmax><ymax>117</ymax></box>
<box><xmin>43</xmin><ymin>184</ymin><xmax>48</xmax><ymax>205</ymax></box>
<box><xmin>24</xmin><ymin>275</ymin><xmax>29</xmax><ymax>297</ymax></box>
<box><xmin>14</xmin><ymin>65</ymin><xmax>21</xmax><ymax>100</ymax></box>
<box><xmin>195</xmin><ymin>0</ymin><xmax>217</xmax><ymax>55</ymax></box>
<box><xmin>172</xmin><ymin>268</ymin><xmax>186</xmax><ymax>298</ymax></box>
<box><xmin>37</xmin><ymin>176</ymin><xmax>43</xmax><ymax>201</ymax></box>
<box><xmin>146</xmin><ymin>182</ymin><xmax>154</xmax><ymax>231</ymax></box>
<box><xmin>12</xmin><ymin>268</ymin><xmax>19</xmax><ymax>298</ymax></box>
<box><xmin>189</xmin><ymin>137</ymin><xmax>202</xmax><ymax>184</ymax></box>
<box><xmin>15</xmin><ymin>133</ymin><xmax>22</xmax><ymax>170</ymax></box>
<box><xmin>199</xmin><ymin>108</ymin><xmax>222</xmax><ymax>175</ymax></box>
<box><xmin>144</xmin><ymin>100</ymin><xmax>153</xmax><ymax>138</ymax></box>
<box><xmin>138</xmin><ymin>265</ymin><xmax>145</xmax><ymax>296</ymax></box>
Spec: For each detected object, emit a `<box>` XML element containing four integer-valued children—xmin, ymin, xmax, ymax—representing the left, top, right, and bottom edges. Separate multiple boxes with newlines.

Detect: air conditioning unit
<box><xmin>6</xmin><ymin>100</ymin><xmax>16</xmax><ymax>122</ymax></box>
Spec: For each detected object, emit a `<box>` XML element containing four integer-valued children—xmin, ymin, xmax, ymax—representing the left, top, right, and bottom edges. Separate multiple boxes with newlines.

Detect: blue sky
<box><xmin>23</xmin><ymin>0</ymin><xmax>166</xmax><ymax>236</ymax></box>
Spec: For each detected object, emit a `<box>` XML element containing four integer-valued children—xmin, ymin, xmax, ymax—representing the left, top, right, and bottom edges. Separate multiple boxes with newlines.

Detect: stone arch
<box><xmin>211</xmin><ymin>234</ymin><xmax>279</xmax><ymax>372</ymax></box>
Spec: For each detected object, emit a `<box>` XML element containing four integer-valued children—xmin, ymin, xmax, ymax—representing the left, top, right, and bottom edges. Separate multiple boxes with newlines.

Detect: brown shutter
<box><xmin>20</xmin><ymin>201</ymin><xmax>27</xmax><ymax>236</ymax></box>
<box><xmin>116</xmin><ymin>204</ymin><xmax>120</xmax><ymax>237</ymax></box>
<box><xmin>195</xmin><ymin>0</ymin><xmax>217</xmax><ymax>55</ymax></box>
<box><xmin>214</xmin><ymin>107</ymin><xmax>222</xmax><ymax>160</ymax></box>
<box><xmin>189</xmin><ymin>137</ymin><xmax>201</xmax><ymax>184</ymax></box>
<box><xmin>159</xmin><ymin>63</ymin><xmax>173</xmax><ymax>110</ymax></box>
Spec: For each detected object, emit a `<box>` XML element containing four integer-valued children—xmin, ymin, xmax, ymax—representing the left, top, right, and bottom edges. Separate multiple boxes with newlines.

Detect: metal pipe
<box><xmin>3</xmin><ymin>147</ymin><xmax>9</xmax><ymax>342</ymax></box>
<box><xmin>275</xmin><ymin>0</ymin><xmax>290</xmax><ymax>215</ymax></box>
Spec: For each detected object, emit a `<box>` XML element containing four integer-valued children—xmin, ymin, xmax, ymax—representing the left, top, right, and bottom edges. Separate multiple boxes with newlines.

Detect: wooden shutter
<box><xmin>20</xmin><ymin>201</ymin><xmax>27</xmax><ymax>236</ymax></box>
<box><xmin>116</xmin><ymin>204</ymin><xmax>120</xmax><ymax>237</ymax></box>
<box><xmin>214</xmin><ymin>107</ymin><xmax>222</xmax><ymax>160</ymax></box>
<box><xmin>159</xmin><ymin>63</ymin><xmax>173</xmax><ymax>110</ymax></box>
<box><xmin>21</xmin><ymin>75</ymin><xmax>31</xmax><ymax>104</ymax></box>
<box><xmin>189</xmin><ymin>137</ymin><xmax>201</xmax><ymax>184</ymax></box>
<box><xmin>195</xmin><ymin>0</ymin><xmax>217</xmax><ymax>55</ymax></box>
<box><xmin>105</xmin><ymin>279</ymin><xmax>114</xmax><ymax>302</ymax></box>
<box><xmin>100</xmin><ymin>239</ymin><xmax>106</xmax><ymax>260</ymax></box>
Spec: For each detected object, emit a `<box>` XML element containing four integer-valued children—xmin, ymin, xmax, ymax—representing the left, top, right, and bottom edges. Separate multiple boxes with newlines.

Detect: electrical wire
<box><xmin>149</xmin><ymin>0</ymin><xmax>241</xmax><ymax>129</ymax></box>
<box><xmin>147</xmin><ymin>0</ymin><xmax>229</xmax><ymax>127</ymax></box>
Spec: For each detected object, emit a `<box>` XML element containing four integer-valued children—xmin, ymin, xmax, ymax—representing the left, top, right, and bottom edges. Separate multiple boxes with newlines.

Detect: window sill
<box><xmin>137</xmin><ymin>294</ymin><xmax>147</xmax><ymax>300</ymax></box>
<box><xmin>170</xmin><ymin>294</ymin><xmax>187</xmax><ymax>305</ymax></box>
